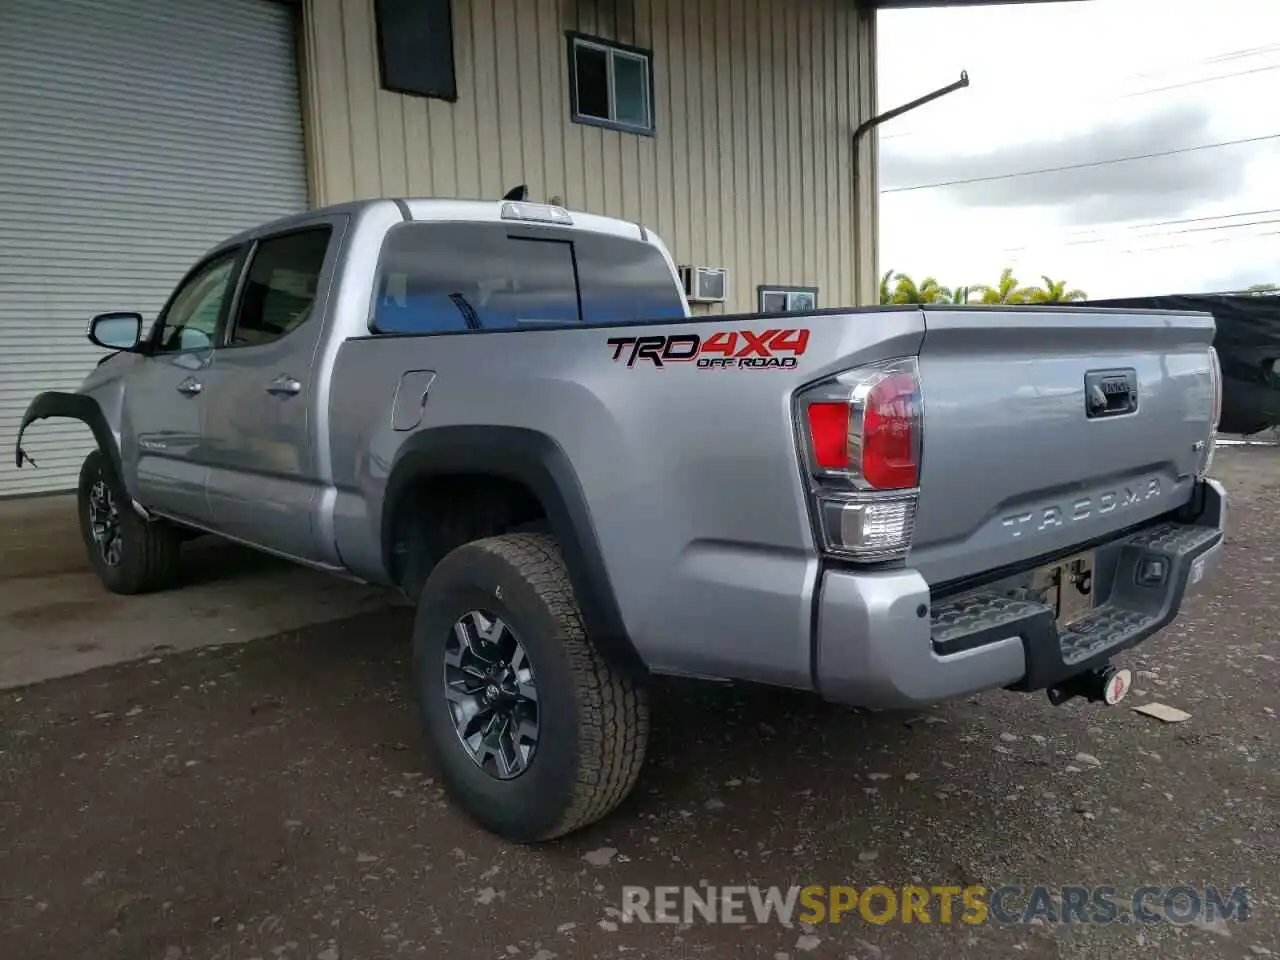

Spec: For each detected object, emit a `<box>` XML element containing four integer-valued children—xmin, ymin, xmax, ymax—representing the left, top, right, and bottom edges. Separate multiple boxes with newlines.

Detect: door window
<box><xmin>154</xmin><ymin>253</ymin><xmax>240</xmax><ymax>354</ymax></box>
<box><xmin>227</xmin><ymin>227</ymin><xmax>332</xmax><ymax>347</ymax></box>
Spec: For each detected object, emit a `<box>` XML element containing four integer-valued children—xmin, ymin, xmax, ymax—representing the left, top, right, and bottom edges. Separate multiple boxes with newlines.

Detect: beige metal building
<box><xmin>299</xmin><ymin>0</ymin><xmax>880</xmax><ymax>314</ymax></box>
<box><xmin>3</xmin><ymin>0</ymin><xmax>1035</xmax><ymax>495</ymax></box>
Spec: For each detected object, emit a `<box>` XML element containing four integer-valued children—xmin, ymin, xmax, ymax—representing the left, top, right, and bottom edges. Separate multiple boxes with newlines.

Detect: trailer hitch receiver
<box><xmin>1047</xmin><ymin>664</ymin><xmax>1132</xmax><ymax>707</ymax></box>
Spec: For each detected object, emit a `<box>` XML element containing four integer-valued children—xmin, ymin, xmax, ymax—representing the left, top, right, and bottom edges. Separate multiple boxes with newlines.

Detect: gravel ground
<box><xmin>1</xmin><ymin>448</ymin><xmax>1277</xmax><ymax>960</ymax></box>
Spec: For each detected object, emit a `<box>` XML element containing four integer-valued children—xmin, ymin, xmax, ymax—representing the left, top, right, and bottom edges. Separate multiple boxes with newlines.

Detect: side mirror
<box><xmin>88</xmin><ymin>312</ymin><xmax>143</xmax><ymax>351</ymax></box>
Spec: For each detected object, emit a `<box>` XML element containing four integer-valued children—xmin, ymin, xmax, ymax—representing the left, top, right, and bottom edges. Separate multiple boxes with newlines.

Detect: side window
<box><xmin>567</xmin><ymin>34</ymin><xmax>654</xmax><ymax>135</ymax></box>
<box><xmin>372</xmin><ymin>224</ymin><xmax>578</xmax><ymax>334</ymax></box>
<box><xmin>227</xmin><ymin>227</ymin><xmax>332</xmax><ymax>347</ymax></box>
<box><xmin>758</xmin><ymin>286</ymin><xmax>818</xmax><ymax>313</ymax></box>
<box><xmin>154</xmin><ymin>253</ymin><xmax>240</xmax><ymax>354</ymax></box>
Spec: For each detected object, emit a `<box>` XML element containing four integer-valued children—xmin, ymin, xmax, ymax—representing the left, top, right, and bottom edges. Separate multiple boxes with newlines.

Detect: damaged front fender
<box><xmin>15</xmin><ymin>391</ymin><xmax>125</xmax><ymax>483</ymax></box>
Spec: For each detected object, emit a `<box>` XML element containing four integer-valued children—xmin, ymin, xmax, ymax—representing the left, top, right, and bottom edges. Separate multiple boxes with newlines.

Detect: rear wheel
<box><xmin>77</xmin><ymin>449</ymin><xmax>182</xmax><ymax>594</ymax></box>
<box><xmin>413</xmin><ymin>532</ymin><xmax>649</xmax><ymax>842</ymax></box>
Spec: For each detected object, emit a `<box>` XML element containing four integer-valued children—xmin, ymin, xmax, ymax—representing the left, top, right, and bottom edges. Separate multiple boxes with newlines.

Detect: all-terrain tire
<box><xmin>413</xmin><ymin>532</ymin><xmax>649</xmax><ymax>842</ymax></box>
<box><xmin>77</xmin><ymin>449</ymin><xmax>182</xmax><ymax>595</ymax></box>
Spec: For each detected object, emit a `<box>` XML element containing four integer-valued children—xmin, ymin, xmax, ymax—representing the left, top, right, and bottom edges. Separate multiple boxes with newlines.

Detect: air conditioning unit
<box><xmin>680</xmin><ymin>265</ymin><xmax>727</xmax><ymax>304</ymax></box>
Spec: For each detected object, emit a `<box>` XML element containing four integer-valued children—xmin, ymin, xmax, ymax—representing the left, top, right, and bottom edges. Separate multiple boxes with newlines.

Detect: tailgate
<box><xmin>909</xmin><ymin>306</ymin><xmax>1217</xmax><ymax>586</ymax></box>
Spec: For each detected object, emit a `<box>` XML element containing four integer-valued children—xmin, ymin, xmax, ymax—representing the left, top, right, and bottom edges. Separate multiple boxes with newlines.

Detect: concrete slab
<box><xmin>0</xmin><ymin>494</ymin><xmax>393</xmax><ymax>689</ymax></box>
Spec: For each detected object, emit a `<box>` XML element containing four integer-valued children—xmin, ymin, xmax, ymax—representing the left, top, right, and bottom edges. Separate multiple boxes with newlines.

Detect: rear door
<box><xmin>200</xmin><ymin>221</ymin><xmax>341</xmax><ymax>562</ymax></box>
<box><xmin>124</xmin><ymin>247</ymin><xmax>243</xmax><ymax>524</ymax></box>
<box><xmin>909</xmin><ymin>306</ymin><xmax>1217</xmax><ymax>586</ymax></box>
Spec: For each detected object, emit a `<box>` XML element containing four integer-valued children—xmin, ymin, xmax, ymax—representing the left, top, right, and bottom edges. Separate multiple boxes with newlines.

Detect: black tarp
<box><xmin>1082</xmin><ymin>294</ymin><xmax>1280</xmax><ymax>435</ymax></box>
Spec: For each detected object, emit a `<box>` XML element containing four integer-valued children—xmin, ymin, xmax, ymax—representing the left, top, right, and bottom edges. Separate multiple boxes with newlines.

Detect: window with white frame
<box><xmin>567</xmin><ymin>33</ymin><xmax>654</xmax><ymax>135</ymax></box>
<box><xmin>758</xmin><ymin>286</ymin><xmax>818</xmax><ymax>313</ymax></box>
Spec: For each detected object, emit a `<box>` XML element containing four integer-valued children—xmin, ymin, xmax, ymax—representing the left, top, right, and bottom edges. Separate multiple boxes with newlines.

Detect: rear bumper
<box><xmin>814</xmin><ymin>478</ymin><xmax>1227</xmax><ymax>709</ymax></box>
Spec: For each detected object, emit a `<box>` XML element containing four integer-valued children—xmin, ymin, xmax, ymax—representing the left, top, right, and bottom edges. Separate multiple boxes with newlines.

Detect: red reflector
<box><xmin>806</xmin><ymin>402</ymin><xmax>850</xmax><ymax>469</ymax></box>
<box><xmin>863</xmin><ymin>372</ymin><xmax>919</xmax><ymax>489</ymax></box>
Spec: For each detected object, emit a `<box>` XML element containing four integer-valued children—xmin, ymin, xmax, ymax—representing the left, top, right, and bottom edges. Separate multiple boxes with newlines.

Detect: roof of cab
<box><xmin>215</xmin><ymin>197</ymin><xmax>653</xmax><ymax>254</ymax></box>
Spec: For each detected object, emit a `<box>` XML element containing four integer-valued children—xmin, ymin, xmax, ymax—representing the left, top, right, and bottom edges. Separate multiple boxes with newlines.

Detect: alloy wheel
<box><xmin>88</xmin><ymin>479</ymin><xmax>123</xmax><ymax>567</ymax></box>
<box><xmin>443</xmin><ymin>610</ymin><xmax>540</xmax><ymax>780</ymax></box>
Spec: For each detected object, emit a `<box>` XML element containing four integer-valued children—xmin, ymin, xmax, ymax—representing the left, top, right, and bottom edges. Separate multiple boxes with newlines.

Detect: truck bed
<box><xmin>327</xmin><ymin>302</ymin><xmax>1218</xmax><ymax>692</ymax></box>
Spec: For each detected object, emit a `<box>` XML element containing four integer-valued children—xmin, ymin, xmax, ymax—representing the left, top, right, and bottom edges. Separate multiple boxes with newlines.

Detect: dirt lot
<box><xmin>1</xmin><ymin>449</ymin><xmax>1277</xmax><ymax>960</ymax></box>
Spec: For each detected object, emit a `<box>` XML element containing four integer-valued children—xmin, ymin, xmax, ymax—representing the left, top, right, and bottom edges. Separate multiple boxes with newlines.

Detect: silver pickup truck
<box><xmin>15</xmin><ymin>198</ymin><xmax>1228</xmax><ymax>842</ymax></box>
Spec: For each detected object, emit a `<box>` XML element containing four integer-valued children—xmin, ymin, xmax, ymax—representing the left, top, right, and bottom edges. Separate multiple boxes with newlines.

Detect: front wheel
<box><xmin>77</xmin><ymin>449</ymin><xmax>182</xmax><ymax>595</ymax></box>
<box><xmin>413</xmin><ymin>533</ymin><xmax>649</xmax><ymax>842</ymax></box>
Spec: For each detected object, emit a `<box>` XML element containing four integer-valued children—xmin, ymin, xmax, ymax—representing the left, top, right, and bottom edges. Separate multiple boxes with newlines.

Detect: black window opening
<box><xmin>229</xmin><ymin>227</ymin><xmax>332</xmax><ymax>347</ymax></box>
<box><xmin>567</xmin><ymin>33</ymin><xmax>654</xmax><ymax>135</ymax></box>
<box><xmin>375</xmin><ymin>0</ymin><xmax>458</xmax><ymax>101</ymax></box>
<box><xmin>758</xmin><ymin>286</ymin><xmax>819</xmax><ymax>314</ymax></box>
<box><xmin>371</xmin><ymin>222</ymin><xmax>686</xmax><ymax>335</ymax></box>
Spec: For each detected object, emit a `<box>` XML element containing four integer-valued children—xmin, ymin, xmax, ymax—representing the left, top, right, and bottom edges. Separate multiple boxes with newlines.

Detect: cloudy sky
<box><xmin>876</xmin><ymin>0</ymin><xmax>1280</xmax><ymax>299</ymax></box>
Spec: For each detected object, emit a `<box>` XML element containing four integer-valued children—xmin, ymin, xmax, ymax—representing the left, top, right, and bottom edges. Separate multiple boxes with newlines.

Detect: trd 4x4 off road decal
<box><xmin>607</xmin><ymin>329</ymin><xmax>810</xmax><ymax>369</ymax></box>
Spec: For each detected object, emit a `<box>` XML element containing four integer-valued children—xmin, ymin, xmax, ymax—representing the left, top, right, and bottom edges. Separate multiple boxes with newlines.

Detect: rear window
<box><xmin>371</xmin><ymin>222</ymin><xmax>684</xmax><ymax>334</ymax></box>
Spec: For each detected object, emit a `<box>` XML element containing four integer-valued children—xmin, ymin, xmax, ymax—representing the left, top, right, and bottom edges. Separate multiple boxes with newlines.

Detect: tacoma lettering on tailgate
<box><xmin>607</xmin><ymin>329</ymin><xmax>810</xmax><ymax>369</ymax></box>
<box><xmin>1000</xmin><ymin>478</ymin><xmax>1163</xmax><ymax>539</ymax></box>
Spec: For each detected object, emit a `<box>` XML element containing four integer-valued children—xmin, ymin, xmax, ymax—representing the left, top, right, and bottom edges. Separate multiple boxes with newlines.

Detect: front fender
<box><xmin>15</xmin><ymin>391</ymin><xmax>124</xmax><ymax>488</ymax></box>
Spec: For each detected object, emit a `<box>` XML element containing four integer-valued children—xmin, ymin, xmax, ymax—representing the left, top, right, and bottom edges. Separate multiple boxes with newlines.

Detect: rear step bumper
<box><xmin>814</xmin><ymin>478</ymin><xmax>1227</xmax><ymax>709</ymax></box>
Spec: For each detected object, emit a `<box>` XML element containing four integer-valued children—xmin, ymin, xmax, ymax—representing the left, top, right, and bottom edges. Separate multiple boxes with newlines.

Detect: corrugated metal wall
<box><xmin>0</xmin><ymin>0</ymin><xmax>310</xmax><ymax>496</ymax></box>
<box><xmin>300</xmin><ymin>0</ymin><xmax>877</xmax><ymax>313</ymax></box>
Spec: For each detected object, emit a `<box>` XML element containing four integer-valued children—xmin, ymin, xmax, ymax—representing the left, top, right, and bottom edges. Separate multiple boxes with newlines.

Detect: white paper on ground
<box><xmin>1132</xmin><ymin>702</ymin><xmax>1192</xmax><ymax>723</ymax></box>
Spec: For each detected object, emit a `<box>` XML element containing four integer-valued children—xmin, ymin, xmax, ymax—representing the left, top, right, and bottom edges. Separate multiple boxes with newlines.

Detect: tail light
<box><xmin>1200</xmin><ymin>346</ymin><xmax>1222</xmax><ymax>478</ymax></box>
<box><xmin>795</xmin><ymin>357</ymin><xmax>923</xmax><ymax>561</ymax></box>
<box><xmin>1208</xmin><ymin>346</ymin><xmax>1222</xmax><ymax>431</ymax></box>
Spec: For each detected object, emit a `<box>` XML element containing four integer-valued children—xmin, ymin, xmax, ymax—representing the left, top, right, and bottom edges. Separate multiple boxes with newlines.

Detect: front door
<box><xmin>124</xmin><ymin>248</ymin><xmax>242</xmax><ymax>524</ymax></box>
<box><xmin>200</xmin><ymin>223</ymin><xmax>339</xmax><ymax>562</ymax></box>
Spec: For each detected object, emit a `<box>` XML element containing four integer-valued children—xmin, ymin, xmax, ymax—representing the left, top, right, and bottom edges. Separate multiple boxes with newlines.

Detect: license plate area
<box><xmin>1031</xmin><ymin>551</ymin><xmax>1096</xmax><ymax>629</ymax></box>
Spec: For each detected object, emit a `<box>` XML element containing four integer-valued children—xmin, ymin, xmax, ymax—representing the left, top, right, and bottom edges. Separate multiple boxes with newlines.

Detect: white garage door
<box><xmin>0</xmin><ymin>0</ymin><xmax>309</xmax><ymax>496</ymax></box>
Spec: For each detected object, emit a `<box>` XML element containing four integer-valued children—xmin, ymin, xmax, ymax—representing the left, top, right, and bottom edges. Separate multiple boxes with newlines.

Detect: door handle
<box><xmin>266</xmin><ymin>375</ymin><xmax>302</xmax><ymax>397</ymax></box>
<box><xmin>176</xmin><ymin>377</ymin><xmax>202</xmax><ymax>397</ymax></box>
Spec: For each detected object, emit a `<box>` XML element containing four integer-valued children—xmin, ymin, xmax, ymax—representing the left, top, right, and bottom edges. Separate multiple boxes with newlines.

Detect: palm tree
<box><xmin>972</xmin><ymin>267</ymin><xmax>1028</xmax><ymax>305</ymax></box>
<box><xmin>915</xmin><ymin>276</ymin><xmax>954</xmax><ymax>304</ymax></box>
<box><xmin>879</xmin><ymin>269</ymin><xmax>895</xmax><ymax>305</ymax></box>
<box><xmin>1025</xmin><ymin>275</ymin><xmax>1087</xmax><ymax>303</ymax></box>
<box><xmin>888</xmin><ymin>273</ymin><xmax>953</xmax><ymax>305</ymax></box>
